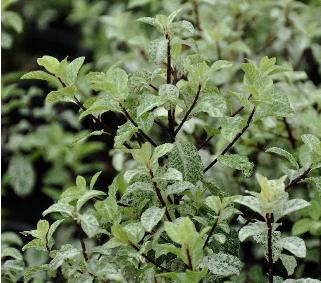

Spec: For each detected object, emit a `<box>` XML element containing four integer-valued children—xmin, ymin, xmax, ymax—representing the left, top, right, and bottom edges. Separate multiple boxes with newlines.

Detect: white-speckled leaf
<box><xmin>166</xmin><ymin>181</ymin><xmax>194</xmax><ymax>196</ymax></box>
<box><xmin>280</xmin><ymin>254</ymin><xmax>297</xmax><ymax>275</ymax></box>
<box><xmin>281</xmin><ymin>199</ymin><xmax>310</xmax><ymax>218</ymax></box>
<box><xmin>80</xmin><ymin>214</ymin><xmax>99</xmax><ymax>238</ymax></box>
<box><xmin>239</xmin><ymin>221</ymin><xmax>266</xmax><ymax>242</ymax></box>
<box><xmin>234</xmin><ymin>196</ymin><xmax>263</xmax><ymax>217</ymax></box>
<box><xmin>168</xmin><ymin>141</ymin><xmax>203</xmax><ymax>184</ymax></box>
<box><xmin>266</xmin><ymin>147</ymin><xmax>299</xmax><ymax>169</ymax></box>
<box><xmin>140</xmin><ymin>206</ymin><xmax>165</xmax><ymax>232</ymax></box>
<box><xmin>200</xmin><ymin>252</ymin><xmax>242</xmax><ymax>276</ymax></box>
<box><xmin>281</xmin><ymin>236</ymin><xmax>306</xmax><ymax>258</ymax></box>
<box><xmin>191</xmin><ymin>94</ymin><xmax>226</xmax><ymax>118</ymax></box>
<box><xmin>218</xmin><ymin>154</ymin><xmax>254</xmax><ymax>177</ymax></box>
<box><xmin>148</xmin><ymin>38</ymin><xmax>167</xmax><ymax>64</ymax></box>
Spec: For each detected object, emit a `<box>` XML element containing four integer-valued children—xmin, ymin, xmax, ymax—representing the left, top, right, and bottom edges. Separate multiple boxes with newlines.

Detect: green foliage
<box><xmin>2</xmin><ymin>0</ymin><xmax>321</xmax><ymax>282</ymax></box>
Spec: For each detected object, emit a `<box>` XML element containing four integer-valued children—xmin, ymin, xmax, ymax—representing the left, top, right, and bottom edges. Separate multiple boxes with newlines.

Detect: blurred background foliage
<box><xmin>2</xmin><ymin>0</ymin><xmax>321</xmax><ymax>281</ymax></box>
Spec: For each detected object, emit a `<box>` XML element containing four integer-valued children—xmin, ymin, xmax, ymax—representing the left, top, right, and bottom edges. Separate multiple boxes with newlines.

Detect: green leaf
<box><xmin>46</xmin><ymin>85</ymin><xmax>77</xmax><ymax>105</ymax></box>
<box><xmin>36</xmin><ymin>220</ymin><xmax>50</xmax><ymax>241</ymax></box>
<box><xmin>281</xmin><ymin>236</ymin><xmax>306</xmax><ymax>258</ymax></box>
<box><xmin>114</xmin><ymin>121</ymin><xmax>137</xmax><ymax>148</ymax></box>
<box><xmin>79</xmin><ymin>96</ymin><xmax>121</xmax><ymax>119</ymax></box>
<box><xmin>123</xmin><ymin>222</ymin><xmax>145</xmax><ymax>245</ymax></box>
<box><xmin>210</xmin><ymin>60</ymin><xmax>233</xmax><ymax>73</ymax></box>
<box><xmin>266</xmin><ymin>147</ymin><xmax>299</xmax><ymax>169</ymax></box>
<box><xmin>47</xmin><ymin>219</ymin><xmax>64</xmax><ymax>243</ymax></box>
<box><xmin>37</xmin><ymin>55</ymin><xmax>60</xmax><ymax>75</ymax></box>
<box><xmin>8</xmin><ymin>155</ymin><xmax>35</xmax><ymax>197</ymax></box>
<box><xmin>2</xmin><ymin>247</ymin><xmax>23</xmax><ymax>260</ymax></box>
<box><xmin>159</xmin><ymin>269</ymin><xmax>208</xmax><ymax>283</ymax></box>
<box><xmin>128</xmin><ymin>0</ymin><xmax>150</xmax><ymax>9</ymax></box>
<box><xmin>21</xmin><ymin>71</ymin><xmax>61</xmax><ymax>87</ymax></box>
<box><xmin>64</xmin><ymin>56</ymin><xmax>85</xmax><ymax>85</ymax></box>
<box><xmin>24</xmin><ymin>264</ymin><xmax>48</xmax><ymax>283</ymax></box>
<box><xmin>155</xmin><ymin>167</ymin><xmax>183</xmax><ymax>182</ymax></box>
<box><xmin>218</xmin><ymin>154</ymin><xmax>254</xmax><ymax>177</ymax></box>
<box><xmin>151</xmin><ymin>143</ymin><xmax>174</xmax><ymax>164</ymax></box>
<box><xmin>72</xmin><ymin>130</ymin><xmax>106</xmax><ymax>144</ymax></box>
<box><xmin>164</xmin><ymin>217</ymin><xmax>196</xmax><ymax>245</ymax></box>
<box><xmin>136</xmin><ymin>95</ymin><xmax>165</xmax><ymax>117</ymax></box>
<box><xmin>90</xmin><ymin>171</ymin><xmax>102</xmax><ymax>190</ymax></box>
<box><xmin>255</xmin><ymin>86</ymin><xmax>293</xmax><ymax>118</ymax></box>
<box><xmin>130</xmin><ymin>142</ymin><xmax>152</xmax><ymax>166</ymax></box>
<box><xmin>292</xmin><ymin>218</ymin><xmax>314</xmax><ymax>236</ymax></box>
<box><xmin>42</xmin><ymin>203</ymin><xmax>74</xmax><ymax>217</ymax></box>
<box><xmin>234</xmin><ymin>196</ymin><xmax>263</xmax><ymax>217</ymax></box>
<box><xmin>239</xmin><ymin>221</ymin><xmax>266</xmax><ymax>242</ymax></box>
<box><xmin>159</xmin><ymin>84</ymin><xmax>179</xmax><ymax>105</ymax></box>
<box><xmin>111</xmin><ymin>224</ymin><xmax>129</xmax><ymax>243</ymax></box>
<box><xmin>205</xmin><ymin>196</ymin><xmax>222</xmax><ymax>215</ymax></box>
<box><xmin>220</xmin><ymin>116</ymin><xmax>246</xmax><ymax>142</ymax></box>
<box><xmin>76</xmin><ymin>175</ymin><xmax>87</xmax><ymax>190</ymax></box>
<box><xmin>191</xmin><ymin>93</ymin><xmax>226</xmax><ymax>118</ymax></box>
<box><xmin>281</xmin><ymin>199</ymin><xmax>310</xmax><ymax>218</ymax></box>
<box><xmin>168</xmin><ymin>141</ymin><xmax>203</xmax><ymax>184</ymax></box>
<box><xmin>302</xmin><ymin>177</ymin><xmax>321</xmax><ymax>193</ymax></box>
<box><xmin>200</xmin><ymin>252</ymin><xmax>242</xmax><ymax>276</ymax></box>
<box><xmin>148</xmin><ymin>38</ymin><xmax>167</xmax><ymax>64</ymax></box>
<box><xmin>302</xmin><ymin>134</ymin><xmax>321</xmax><ymax>155</ymax></box>
<box><xmin>140</xmin><ymin>206</ymin><xmax>165</xmax><ymax>232</ymax></box>
<box><xmin>137</xmin><ymin>17</ymin><xmax>158</xmax><ymax>28</ymax></box>
<box><xmin>22</xmin><ymin>239</ymin><xmax>43</xmax><ymax>251</ymax></box>
<box><xmin>49</xmin><ymin>245</ymin><xmax>80</xmax><ymax>270</ymax></box>
<box><xmin>280</xmin><ymin>254</ymin><xmax>297</xmax><ymax>276</ymax></box>
<box><xmin>284</xmin><ymin>279</ymin><xmax>321</xmax><ymax>283</ymax></box>
<box><xmin>76</xmin><ymin>190</ymin><xmax>106</xmax><ymax>211</ymax></box>
<box><xmin>2</xmin><ymin>11</ymin><xmax>22</xmax><ymax>33</ymax></box>
<box><xmin>166</xmin><ymin>181</ymin><xmax>194</xmax><ymax>196</ymax></box>
<box><xmin>80</xmin><ymin>214</ymin><xmax>99</xmax><ymax>238</ymax></box>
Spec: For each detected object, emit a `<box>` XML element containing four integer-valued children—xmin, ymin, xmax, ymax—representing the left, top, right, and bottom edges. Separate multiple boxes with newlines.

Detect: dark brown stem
<box><xmin>129</xmin><ymin>242</ymin><xmax>170</xmax><ymax>272</ymax></box>
<box><xmin>165</xmin><ymin>34</ymin><xmax>175</xmax><ymax>141</ymax></box>
<box><xmin>203</xmin><ymin>107</ymin><xmax>256</xmax><ymax>173</ymax></box>
<box><xmin>197</xmin><ymin>99</ymin><xmax>251</xmax><ymax>150</ymax></box>
<box><xmin>266</xmin><ymin>213</ymin><xmax>273</xmax><ymax>283</ymax></box>
<box><xmin>185</xmin><ymin>246</ymin><xmax>193</xmax><ymax>270</ymax></box>
<box><xmin>76</xmin><ymin>222</ymin><xmax>88</xmax><ymax>261</ymax></box>
<box><xmin>174</xmin><ymin>84</ymin><xmax>201</xmax><ymax>137</ymax></box>
<box><xmin>203</xmin><ymin>213</ymin><xmax>220</xmax><ymax>248</ymax></box>
<box><xmin>283</xmin><ymin>118</ymin><xmax>296</xmax><ymax>148</ymax></box>
<box><xmin>285</xmin><ymin>166</ymin><xmax>312</xmax><ymax>192</ymax></box>
<box><xmin>120</xmin><ymin>103</ymin><xmax>157</xmax><ymax>147</ymax></box>
<box><xmin>197</xmin><ymin>135</ymin><xmax>213</xmax><ymax>150</ymax></box>
<box><xmin>193</xmin><ymin>0</ymin><xmax>202</xmax><ymax>31</ymax></box>
<box><xmin>149</xmin><ymin>170</ymin><xmax>172</xmax><ymax>221</ymax></box>
<box><xmin>149</xmin><ymin>84</ymin><xmax>158</xmax><ymax>92</ymax></box>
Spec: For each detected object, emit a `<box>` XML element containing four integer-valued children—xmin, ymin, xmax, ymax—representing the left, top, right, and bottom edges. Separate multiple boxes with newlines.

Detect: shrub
<box><xmin>2</xmin><ymin>1</ymin><xmax>321</xmax><ymax>283</ymax></box>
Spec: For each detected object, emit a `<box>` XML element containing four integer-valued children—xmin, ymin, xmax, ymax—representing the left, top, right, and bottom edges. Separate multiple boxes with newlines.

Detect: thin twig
<box><xmin>76</xmin><ymin>222</ymin><xmax>88</xmax><ymax>261</ymax></box>
<box><xmin>266</xmin><ymin>213</ymin><xmax>273</xmax><ymax>283</ymax></box>
<box><xmin>283</xmin><ymin>118</ymin><xmax>296</xmax><ymax>148</ymax></box>
<box><xmin>186</xmin><ymin>247</ymin><xmax>193</xmax><ymax>270</ymax></box>
<box><xmin>129</xmin><ymin>242</ymin><xmax>170</xmax><ymax>272</ymax></box>
<box><xmin>149</xmin><ymin>84</ymin><xmax>159</xmax><ymax>92</ymax></box>
<box><xmin>149</xmin><ymin>170</ymin><xmax>172</xmax><ymax>221</ymax></box>
<box><xmin>285</xmin><ymin>166</ymin><xmax>312</xmax><ymax>192</ymax></box>
<box><xmin>165</xmin><ymin>33</ymin><xmax>175</xmax><ymax>141</ymax></box>
<box><xmin>197</xmin><ymin>96</ymin><xmax>252</xmax><ymax>150</ymax></box>
<box><xmin>174</xmin><ymin>84</ymin><xmax>202</xmax><ymax>137</ymax></box>
<box><xmin>203</xmin><ymin>107</ymin><xmax>256</xmax><ymax>173</ymax></box>
<box><xmin>193</xmin><ymin>0</ymin><xmax>202</xmax><ymax>31</ymax></box>
<box><xmin>203</xmin><ymin>213</ymin><xmax>220</xmax><ymax>248</ymax></box>
<box><xmin>120</xmin><ymin>103</ymin><xmax>157</xmax><ymax>147</ymax></box>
